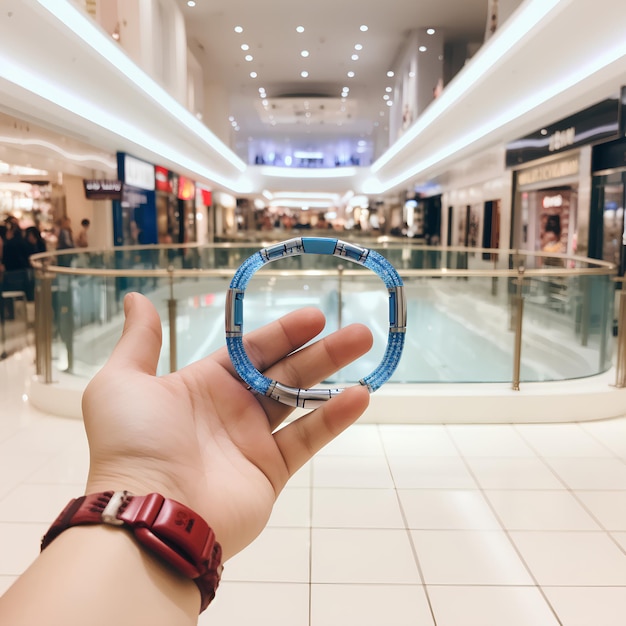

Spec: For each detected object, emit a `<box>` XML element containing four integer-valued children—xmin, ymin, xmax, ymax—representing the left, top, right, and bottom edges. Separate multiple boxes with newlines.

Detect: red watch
<box><xmin>40</xmin><ymin>491</ymin><xmax>222</xmax><ymax>612</ymax></box>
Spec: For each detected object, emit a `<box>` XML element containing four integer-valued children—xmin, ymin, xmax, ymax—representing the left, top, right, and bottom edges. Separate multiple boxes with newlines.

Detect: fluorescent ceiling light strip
<box><xmin>260</xmin><ymin>166</ymin><xmax>357</xmax><ymax>178</ymax></box>
<box><xmin>367</xmin><ymin>40</ymin><xmax>626</xmax><ymax>194</ymax></box>
<box><xmin>272</xmin><ymin>192</ymin><xmax>339</xmax><ymax>200</ymax></box>
<box><xmin>34</xmin><ymin>0</ymin><xmax>246</xmax><ymax>173</ymax></box>
<box><xmin>0</xmin><ymin>57</ymin><xmax>251</xmax><ymax>193</ymax></box>
<box><xmin>371</xmin><ymin>0</ymin><xmax>563</xmax><ymax>173</ymax></box>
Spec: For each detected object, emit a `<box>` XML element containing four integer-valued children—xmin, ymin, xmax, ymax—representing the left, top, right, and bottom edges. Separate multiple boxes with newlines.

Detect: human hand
<box><xmin>81</xmin><ymin>292</ymin><xmax>372</xmax><ymax>559</ymax></box>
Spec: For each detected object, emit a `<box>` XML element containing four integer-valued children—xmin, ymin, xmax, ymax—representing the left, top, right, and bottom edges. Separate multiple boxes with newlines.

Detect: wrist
<box><xmin>41</xmin><ymin>490</ymin><xmax>222</xmax><ymax>613</ymax></box>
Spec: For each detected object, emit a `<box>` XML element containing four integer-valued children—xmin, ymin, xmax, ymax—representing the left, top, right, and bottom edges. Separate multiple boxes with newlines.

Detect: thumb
<box><xmin>106</xmin><ymin>292</ymin><xmax>163</xmax><ymax>375</ymax></box>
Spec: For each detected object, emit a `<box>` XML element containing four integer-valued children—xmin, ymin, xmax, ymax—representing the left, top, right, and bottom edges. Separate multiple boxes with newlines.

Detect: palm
<box><xmin>82</xmin><ymin>293</ymin><xmax>372</xmax><ymax>559</ymax></box>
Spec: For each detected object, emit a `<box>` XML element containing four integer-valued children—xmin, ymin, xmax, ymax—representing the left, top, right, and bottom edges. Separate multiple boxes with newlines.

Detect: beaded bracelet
<box><xmin>225</xmin><ymin>237</ymin><xmax>406</xmax><ymax>408</ymax></box>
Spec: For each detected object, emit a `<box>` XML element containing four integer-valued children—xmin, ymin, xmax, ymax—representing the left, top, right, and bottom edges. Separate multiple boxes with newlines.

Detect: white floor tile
<box><xmin>379</xmin><ymin>424</ymin><xmax>458</xmax><ymax>456</ymax></box>
<box><xmin>447</xmin><ymin>424</ymin><xmax>536</xmax><ymax>457</ymax></box>
<box><xmin>510</xmin><ymin>531</ymin><xmax>626</xmax><ymax>585</ymax></box>
<box><xmin>398</xmin><ymin>489</ymin><xmax>502</xmax><ymax>530</ymax></box>
<box><xmin>317</xmin><ymin>424</ymin><xmax>385</xmax><ymax>456</ymax></box>
<box><xmin>485</xmin><ymin>490</ymin><xmax>602</xmax><ymax>530</ymax></box>
<box><xmin>388</xmin><ymin>456</ymin><xmax>477</xmax><ymax>489</ymax></box>
<box><xmin>544</xmin><ymin>457</ymin><xmax>626</xmax><ymax>490</ymax></box>
<box><xmin>286</xmin><ymin>460</ymin><xmax>312</xmax><ymax>488</ymax></box>
<box><xmin>466</xmin><ymin>457</ymin><xmax>565</xmax><ymax>490</ymax></box>
<box><xmin>581</xmin><ymin>418</ymin><xmax>626</xmax><ymax>457</ymax></box>
<box><xmin>312</xmin><ymin>455</ymin><xmax>394</xmax><ymax>488</ymax></box>
<box><xmin>200</xmin><ymin>581</ymin><xmax>309</xmax><ymax>626</ymax></box>
<box><xmin>25</xmin><ymin>449</ymin><xmax>90</xmax><ymax>485</ymax></box>
<box><xmin>410</xmin><ymin>530</ymin><xmax>534</xmax><ymax>585</ymax></box>
<box><xmin>312</xmin><ymin>487</ymin><xmax>405</xmax><ymax>528</ymax></box>
<box><xmin>311</xmin><ymin>583</ymin><xmax>435</xmax><ymax>626</ymax></box>
<box><xmin>0</xmin><ymin>483</ymin><xmax>83</xmax><ymax>523</ymax></box>
<box><xmin>267</xmin><ymin>487</ymin><xmax>311</xmax><ymax>528</ymax></box>
<box><xmin>611</xmin><ymin>531</ymin><xmax>626</xmax><ymax>551</ymax></box>
<box><xmin>575</xmin><ymin>490</ymin><xmax>626</xmax><ymax>531</ymax></box>
<box><xmin>427</xmin><ymin>585</ymin><xmax>560</xmax><ymax>626</ymax></box>
<box><xmin>311</xmin><ymin>528</ymin><xmax>421</xmax><ymax>584</ymax></box>
<box><xmin>542</xmin><ymin>586</ymin><xmax>626</xmax><ymax>626</ymax></box>
<box><xmin>515</xmin><ymin>423</ymin><xmax>613</xmax><ymax>457</ymax></box>
<box><xmin>222</xmin><ymin>527</ymin><xmax>310</xmax><ymax>583</ymax></box>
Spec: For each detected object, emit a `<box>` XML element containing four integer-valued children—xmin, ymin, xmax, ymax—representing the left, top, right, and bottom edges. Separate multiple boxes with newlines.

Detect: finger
<box><xmin>106</xmin><ymin>292</ymin><xmax>163</xmax><ymax>375</ymax></box>
<box><xmin>212</xmin><ymin>307</ymin><xmax>327</xmax><ymax>377</ymax></box>
<box><xmin>272</xmin><ymin>385</ymin><xmax>370</xmax><ymax>477</ymax></box>
<box><xmin>260</xmin><ymin>322</ymin><xmax>373</xmax><ymax>428</ymax></box>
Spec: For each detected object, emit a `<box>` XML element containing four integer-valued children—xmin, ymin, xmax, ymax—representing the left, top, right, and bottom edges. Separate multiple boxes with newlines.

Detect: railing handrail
<box><xmin>29</xmin><ymin>243</ymin><xmax>617</xmax><ymax>279</ymax></box>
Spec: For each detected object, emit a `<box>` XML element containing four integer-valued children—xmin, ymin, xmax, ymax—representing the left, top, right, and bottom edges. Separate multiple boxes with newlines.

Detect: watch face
<box><xmin>225</xmin><ymin>237</ymin><xmax>406</xmax><ymax>407</ymax></box>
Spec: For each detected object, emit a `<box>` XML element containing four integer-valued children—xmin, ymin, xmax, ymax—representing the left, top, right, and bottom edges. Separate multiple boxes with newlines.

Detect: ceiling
<box><xmin>1</xmin><ymin>0</ymin><xmax>626</xmax><ymax>206</ymax></box>
<box><xmin>173</xmin><ymin>0</ymin><xmax>489</xmax><ymax>152</ymax></box>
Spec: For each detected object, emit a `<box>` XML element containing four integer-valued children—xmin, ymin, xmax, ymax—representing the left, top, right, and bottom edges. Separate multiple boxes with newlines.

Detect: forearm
<box><xmin>0</xmin><ymin>526</ymin><xmax>200</xmax><ymax>626</ymax></box>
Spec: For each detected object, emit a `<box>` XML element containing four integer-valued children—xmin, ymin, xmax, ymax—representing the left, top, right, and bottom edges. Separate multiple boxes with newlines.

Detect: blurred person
<box><xmin>76</xmin><ymin>218</ymin><xmax>90</xmax><ymax>248</ymax></box>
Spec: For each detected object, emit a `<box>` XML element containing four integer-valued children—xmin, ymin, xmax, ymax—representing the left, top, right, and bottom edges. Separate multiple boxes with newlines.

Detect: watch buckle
<box><xmin>101</xmin><ymin>490</ymin><xmax>132</xmax><ymax>526</ymax></box>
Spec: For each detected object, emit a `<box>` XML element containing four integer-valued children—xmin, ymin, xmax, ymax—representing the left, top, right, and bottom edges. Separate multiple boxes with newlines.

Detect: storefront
<box><xmin>113</xmin><ymin>152</ymin><xmax>157</xmax><ymax>246</ymax></box>
<box><xmin>590</xmin><ymin>135</ymin><xmax>626</xmax><ymax>276</ymax></box>
<box><xmin>506</xmin><ymin>93</ymin><xmax>624</xmax><ymax>265</ymax></box>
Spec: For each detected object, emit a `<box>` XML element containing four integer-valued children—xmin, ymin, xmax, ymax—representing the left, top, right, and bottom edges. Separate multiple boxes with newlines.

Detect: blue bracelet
<box><xmin>225</xmin><ymin>237</ymin><xmax>406</xmax><ymax>408</ymax></box>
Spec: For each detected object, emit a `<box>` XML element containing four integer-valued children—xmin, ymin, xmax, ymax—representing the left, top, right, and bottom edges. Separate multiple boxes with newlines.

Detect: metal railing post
<box><xmin>615</xmin><ymin>288</ymin><xmax>626</xmax><ymax>387</ymax></box>
<box><xmin>167</xmin><ymin>266</ymin><xmax>177</xmax><ymax>373</ymax></box>
<box><xmin>337</xmin><ymin>264</ymin><xmax>344</xmax><ymax>329</ymax></box>
<box><xmin>39</xmin><ymin>270</ymin><xmax>54</xmax><ymax>383</ymax></box>
<box><xmin>512</xmin><ymin>266</ymin><xmax>525</xmax><ymax>391</ymax></box>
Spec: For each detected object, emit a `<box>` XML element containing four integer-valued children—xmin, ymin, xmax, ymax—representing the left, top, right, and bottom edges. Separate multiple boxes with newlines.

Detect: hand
<box><xmin>81</xmin><ymin>292</ymin><xmax>372</xmax><ymax>559</ymax></box>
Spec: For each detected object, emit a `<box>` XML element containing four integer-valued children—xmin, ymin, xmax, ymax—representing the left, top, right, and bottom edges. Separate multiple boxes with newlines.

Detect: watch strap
<box><xmin>41</xmin><ymin>491</ymin><xmax>222</xmax><ymax>612</ymax></box>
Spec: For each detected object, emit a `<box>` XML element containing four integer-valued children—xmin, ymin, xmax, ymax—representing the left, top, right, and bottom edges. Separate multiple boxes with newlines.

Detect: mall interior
<box><xmin>2</xmin><ymin>0</ymin><xmax>626</xmax><ymax>624</ymax></box>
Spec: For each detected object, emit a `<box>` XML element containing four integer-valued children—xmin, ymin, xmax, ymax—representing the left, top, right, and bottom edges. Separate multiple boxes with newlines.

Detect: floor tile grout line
<box><xmin>445</xmin><ymin>423</ymin><xmax>565</xmax><ymax>626</ymax></box>
<box><xmin>512</xmin><ymin>424</ymin><xmax>626</xmax><ymax>557</ymax></box>
<box><xmin>378</xmin><ymin>423</ymin><xmax>439</xmax><ymax>626</ymax></box>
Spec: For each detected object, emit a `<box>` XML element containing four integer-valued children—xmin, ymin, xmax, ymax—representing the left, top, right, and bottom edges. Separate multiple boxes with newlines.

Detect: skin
<box><xmin>0</xmin><ymin>292</ymin><xmax>373</xmax><ymax>625</ymax></box>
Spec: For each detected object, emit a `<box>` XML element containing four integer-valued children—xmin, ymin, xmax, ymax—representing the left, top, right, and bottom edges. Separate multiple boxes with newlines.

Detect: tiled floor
<box><xmin>1</xmin><ymin>350</ymin><xmax>626</xmax><ymax>625</ymax></box>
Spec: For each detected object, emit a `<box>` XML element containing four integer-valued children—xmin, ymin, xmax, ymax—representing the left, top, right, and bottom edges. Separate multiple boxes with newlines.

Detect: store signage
<box><xmin>83</xmin><ymin>179</ymin><xmax>123</xmax><ymax>200</ymax></box>
<box><xmin>155</xmin><ymin>166</ymin><xmax>171</xmax><ymax>192</ymax></box>
<box><xmin>178</xmin><ymin>175</ymin><xmax>195</xmax><ymax>200</ymax></box>
<box><xmin>506</xmin><ymin>96</ymin><xmax>620</xmax><ymax>167</ymax></box>
<box><xmin>517</xmin><ymin>157</ymin><xmax>579</xmax><ymax>187</ymax></box>
<box><xmin>120</xmin><ymin>153</ymin><xmax>155</xmax><ymax>190</ymax></box>
<box><xmin>549</xmin><ymin>127</ymin><xmax>575</xmax><ymax>152</ymax></box>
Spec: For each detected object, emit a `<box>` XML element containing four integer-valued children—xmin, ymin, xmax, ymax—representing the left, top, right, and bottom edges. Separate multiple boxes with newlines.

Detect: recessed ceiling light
<box><xmin>347</xmin><ymin>71</ymin><xmax>355</xmax><ymax>78</ymax></box>
<box><xmin>301</xmin><ymin>50</ymin><xmax>309</xmax><ymax>57</ymax></box>
<box><xmin>385</xmin><ymin>86</ymin><xmax>392</xmax><ymax>92</ymax></box>
<box><xmin>245</xmin><ymin>54</ymin><xmax>253</xmax><ymax>61</ymax></box>
<box><xmin>301</xmin><ymin>70</ymin><xmax>309</xmax><ymax>78</ymax></box>
<box><xmin>250</xmin><ymin>71</ymin><xmax>257</xmax><ymax>78</ymax></box>
<box><xmin>386</xmin><ymin>100</ymin><xmax>393</xmax><ymax>106</ymax></box>
<box><xmin>187</xmin><ymin>0</ymin><xmax>196</xmax><ymax>6</ymax></box>
<box><xmin>234</xmin><ymin>26</ymin><xmax>243</xmax><ymax>33</ymax></box>
<box><xmin>427</xmin><ymin>28</ymin><xmax>436</xmax><ymax>35</ymax></box>
<box><xmin>351</xmin><ymin>54</ymin><xmax>359</xmax><ymax>61</ymax></box>
<box><xmin>354</xmin><ymin>44</ymin><xmax>363</xmax><ymax>50</ymax></box>
<box><xmin>419</xmin><ymin>46</ymin><xmax>427</xmax><ymax>52</ymax></box>
<box><xmin>241</xmin><ymin>44</ymin><xmax>249</xmax><ymax>51</ymax></box>
<box><xmin>383</xmin><ymin>94</ymin><xmax>389</xmax><ymax>100</ymax></box>
<box><xmin>387</xmin><ymin>71</ymin><xmax>394</xmax><ymax>77</ymax></box>
<box><xmin>296</xmin><ymin>26</ymin><xmax>304</xmax><ymax>33</ymax></box>
<box><xmin>360</xmin><ymin>25</ymin><xmax>368</xmax><ymax>32</ymax></box>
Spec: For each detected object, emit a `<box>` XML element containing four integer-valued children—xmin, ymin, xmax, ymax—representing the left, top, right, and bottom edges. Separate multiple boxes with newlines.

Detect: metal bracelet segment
<box><xmin>225</xmin><ymin>237</ymin><xmax>406</xmax><ymax>408</ymax></box>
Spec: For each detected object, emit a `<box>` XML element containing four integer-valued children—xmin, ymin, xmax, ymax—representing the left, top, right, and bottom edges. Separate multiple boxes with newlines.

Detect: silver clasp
<box><xmin>101</xmin><ymin>490</ymin><xmax>132</xmax><ymax>526</ymax></box>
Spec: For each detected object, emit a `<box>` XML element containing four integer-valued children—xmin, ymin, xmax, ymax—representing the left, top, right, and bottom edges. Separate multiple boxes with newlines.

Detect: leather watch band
<box><xmin>41</xmin><ymin>491</ymin><xmax>222</xmax><ymax>612</ymax></box>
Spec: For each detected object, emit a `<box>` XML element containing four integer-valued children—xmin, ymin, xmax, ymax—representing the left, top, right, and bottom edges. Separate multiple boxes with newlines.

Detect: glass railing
<box><xmin>27</xmin><ymin>242</ymin><xmax>617</xmax><ymax>389</ymax></box>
